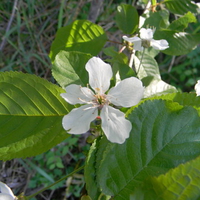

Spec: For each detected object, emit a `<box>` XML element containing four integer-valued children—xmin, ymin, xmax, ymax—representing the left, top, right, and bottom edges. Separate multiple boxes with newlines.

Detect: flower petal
<box><xmin>134</xmin><ymin>40</ymin><xmax>143</xmax><ymax>51</ymax></box>
<box><xmin>140</xmin><ymin>28</ymin><xmax>154</xmax><ymax>40</ymax></box>
<box><xmin>100</xmin><ymin>105</ymin><xmax>131</xmax><ymax>144</ymax></box>
<box><xmin>85</xmin><ymin>57</ymin><xmax>112</xmax><ymax>94</ymax></box>
<box><xmin>62</xmin><ymin>105</ymin><xmax>98</xmax><ymax>134</ymax></box>
<box><xmin>151</xmin><ymin>39</ymin><xmax>169</xmax><ymax>50</ymax></box>
<box><xmin>195</xmin><ymin>80</ymin><xmax>200</xmax><ymax>96</ymax></box>
<box><xmin>0</xmin><ymin>182</ymin><xmax>15</xmax><ymax>199</ymax></box>
<box><xmin>107</xmin><ymin>77</ymin><xmax>144</xmax><ymax>107</ymax></box>
<box><xmin>61</xmin><ymin>84</ymin><xmax>94</xmax><ymax>105</ymax></box>
<box><xmin>80</xmin><ymin>87</ymin><xmax>95</xmax><ymax>99</ymax></box>
<box><xmin>123</xmin><ymin>35</ymin><xmax>141</xmax><ymax>43</ymax></box>
<box><xmin>123</xmin><ymin>36</ymin><xmax>143</xmax><ymax>51</ymax></box>
<box><xmin>0</xmin><ymin>194</ymin><xmax>15</xmax><ymax>200</ymax></box>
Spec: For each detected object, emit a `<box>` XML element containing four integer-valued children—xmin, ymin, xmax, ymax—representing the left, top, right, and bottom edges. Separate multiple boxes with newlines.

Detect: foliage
<box><xmin>1</xmin><ymin>0</ymin><xmax>200</xmax><ymax>199</ymax></box>
<box><xmin>0</xmin><ymin>71</ymin><xmax>73</xmax><ymax>160</ymax></box>
<box><xmin>85</xmin><ymin>97</ymin><xmax>200</xmax><ymax>199</ymax></box>
<box><xmin>27</xmin><ymin>135</ymin><xmax>86</xmax><ymax>193</ymax></box>
<box><xmin>115</xmin><ymin>4</ymin><xmax>139</xmax><ymax>34</ymax></box>
<box><xmin>130</xmin><ymin>155</ymin><xmax>200</xmax><ymax>200</ymax></box>
<box><xmin>49</xmin><ymin>20</ymin><xmax>107</xmax><ymax>62</ymax></box>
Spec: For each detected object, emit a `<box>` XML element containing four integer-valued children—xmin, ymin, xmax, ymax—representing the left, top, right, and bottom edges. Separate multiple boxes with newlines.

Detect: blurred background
<box><xmin>0</xmin><ymin>0</ymin><xmax>200</xmax><ymax>199</ymax></box>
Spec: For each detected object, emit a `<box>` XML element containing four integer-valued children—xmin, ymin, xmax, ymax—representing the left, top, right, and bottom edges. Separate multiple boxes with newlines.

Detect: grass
<box><xmin>0</xmin><ymin>0</ymin><xmax>120</xmax><ymax>78</ymax></box>
<box><xmin>0</xmin><ymin>0</ymin><xmax>92</xmax><ymax>78</ymax></box>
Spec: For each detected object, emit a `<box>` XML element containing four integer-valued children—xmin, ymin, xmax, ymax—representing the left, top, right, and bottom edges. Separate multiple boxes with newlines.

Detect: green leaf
<box><xmin>52</xmin><ymin>51</ymin><xmax>92</xmax><ymax>88</ymax></box>
<box><xmin>143</xmin><ymin>10</ymin><xmax>170</xmax><ymax>29</ymax></box>
<box><xmin>140</xmin><ymin>92</ymin><xmax>200</xmax><ymax>114</ymax></box>
<box><xmin>158</xmin><ymin>92</ymin><xmax>200</xmax><ymax>109</ymax></box>
<box><xmin>163</xmin><ymin>0</ymin><xmax>198</xmax><ymax>15</ymax></box>
<box><xmin>154</xmin><ymin>30</ymin><xmax>200</xmax><ymax>56</ymax></box>
<box><xmin>134</xmin><ymin>53</ymin><xmax>177</xmax><ymax>97</ymax></box>
<box><xmin>0</xmin><ymin>72</ymin><xmax>72</xmax><ymax>160</ymax></box>
<box><xmin>143</xmin><ymin>78</ymin><xmax>177</xmax><ymax>97</ymax></box>
<box><xmin>112</xmin><ymin>62</ymin><xmax>135</xmax><ymax>81</ymax></box>
<box><xmin>56</xmin><ymin>162</ymin><xmax>64</xmax><ymax>168</ymax></box>
<box><xmin>135</xmin><ymin>53</ymin><xmax>161</xmax><ymax>80</ymax></box>
<box><xmin>86</xmin><ymin>100</ymin><xmax>200</xmax><ymax>199</ymax></box>
<box><xmin>151</xmin><ymin>0</ymin><xmax>156</xmax><ymax>6</ymax></box>
<box><xmin>81</xmin><ymin>195</ymin><xmax>92</xmax><ymax>200</ymax></box>
<box><xmin>168</xmin><ymin>12</ymin><xmax>197</xmax><ymax>32</ymax></box>
<box><xmin>85</xmin><ymin>137</ymin><xmax>112</xmax><ymax>200</ymax></box>
<box><xmin>49</xmin><ymin>20</ymin><xmax>107</xmax><ymax>61</ymax></box>
<box><xmin>115</xmin><ymin>4</ymin><xmax>139</xmax><ymax>34</ymax></box>
<box><xmin>103</xmin><ymin>46</ymin><xmax>128</xmax><ymax>64</ymax></box>
<box><xmin>131</xmin><ymin>156</ymin><xmax>200</xmax><ymax>199</ymax></box>
<box><xmin>85</xmin><ymin>140</ymin><xmax>107</xmax><ymax>200</ymax></box>
<box><xmin>103</xmin><ymin>46</ymin><xmax>135</xmax><ymax>81</ymax></box>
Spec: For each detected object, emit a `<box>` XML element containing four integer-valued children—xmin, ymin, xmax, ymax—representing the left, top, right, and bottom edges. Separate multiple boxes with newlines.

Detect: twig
<box><xmin>168</xmin><ymin>55</ymin><xmax>176</xmax><ymax>72</ymax></box>
<box><xmin>0</xmin><ymin>0</ymin><xmax>18</xmax><ymax>51</ymax></box>
<box><xmin>88</xmin><ymin>0</ymin><xmax>104</xmax><ymax>23</ymax></box>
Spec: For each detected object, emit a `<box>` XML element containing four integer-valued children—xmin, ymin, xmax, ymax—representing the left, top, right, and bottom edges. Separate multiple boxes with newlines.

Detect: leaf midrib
<box><xmin>115</xmin><ymin>107</ymin><xmax>194</xmax><ymax>198</ymax></box>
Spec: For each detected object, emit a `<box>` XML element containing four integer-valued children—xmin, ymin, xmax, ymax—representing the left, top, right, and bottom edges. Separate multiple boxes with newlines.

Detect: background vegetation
<box><xmin>0</xmin><ymin>0</ymin><xmax>200</xmax><ymax>199</ymax></box>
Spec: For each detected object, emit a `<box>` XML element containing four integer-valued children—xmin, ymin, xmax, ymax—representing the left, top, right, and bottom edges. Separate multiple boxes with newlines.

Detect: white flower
<box><xmin>61</xmin><ymin>57</ymin><xmax>144</xmax><ymax>144</ymax></box>
<box><xmin>0</xmin><ymin>182</ymin><xmax>16</xmax><ymax>200</ymax></box>
<box><xmin>123</xmin><ymin>28</ymin><xmax>169</xmax><ymax>51</ymax></box>
<box><xmin>195</xmin><ymin>80</ymin><xmax>200</xmax><ymax>96</ymax></box>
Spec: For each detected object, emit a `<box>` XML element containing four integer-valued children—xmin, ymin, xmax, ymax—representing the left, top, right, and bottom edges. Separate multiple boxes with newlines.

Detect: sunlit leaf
<box><xmin>0</xmin><ymin>72</ymin><xmax>72</xmax><ymax>160</ymax></box>
<box><xmin>139</xmin><ymin>92</ymin><xmax>200</xmax><ymax>114</ymax></box>
<box><xmin>168</xmin><ymin>12</ymin><xmax>197</xmax><ymax>31</ymax></box>
<box><xmin>85</xmin><ymin>100</ymin><xmax>200</xmax><ymax>199</ymax></box>
<box><xmin>49</xmin><ymin>20</ymin><xmax>107</xmax><ymax>61</ymax></box>
<box><xmin>131</xmin><ymin>156</ymin><xmax>200</xmax><ymax>200</ymax></box>
<box><xmin>158</xmin><ymin>92</ymin><xmax>200</xmax><ymax>109</ymax></box>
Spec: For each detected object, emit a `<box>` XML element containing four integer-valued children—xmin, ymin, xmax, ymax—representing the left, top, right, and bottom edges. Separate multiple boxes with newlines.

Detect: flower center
<box><xmin>142</xmin><ymin>39</ymin><xmax>151</xmax><ymax>48</ymax></box>
<box><xmin>93</xmin><ymin>94</ymin><xmax>109</xmax><ymax>109</ymax></box>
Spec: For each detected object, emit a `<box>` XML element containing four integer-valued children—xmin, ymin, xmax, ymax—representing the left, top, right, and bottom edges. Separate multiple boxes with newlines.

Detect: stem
<box><xmin>119</xmin><ymin>45</ymin><xmax>126</xmax><ymax>53</ymax></box>
<box><xmin>168</xmin><ymin>55</ymin><xmax>175</xmax><ymax>72</ymax></box>
<box><xmin>128</xmin><ymin>49</ymin><xmax>135</xmax><ymax>69</ymax></box>
<box><xmin>24</xmin><ymin>165</ymin><xmax>84</xmax><ymax>200</ymax></box>
<box><xmin>137</xmin><ymin>48</ymin><xmax>145</xmax><ymax>75</ymax></box>
<box><xmin>107</xmin><ymin>40</ymin><xmax>122</xmax><ymax>45</ymax></box>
